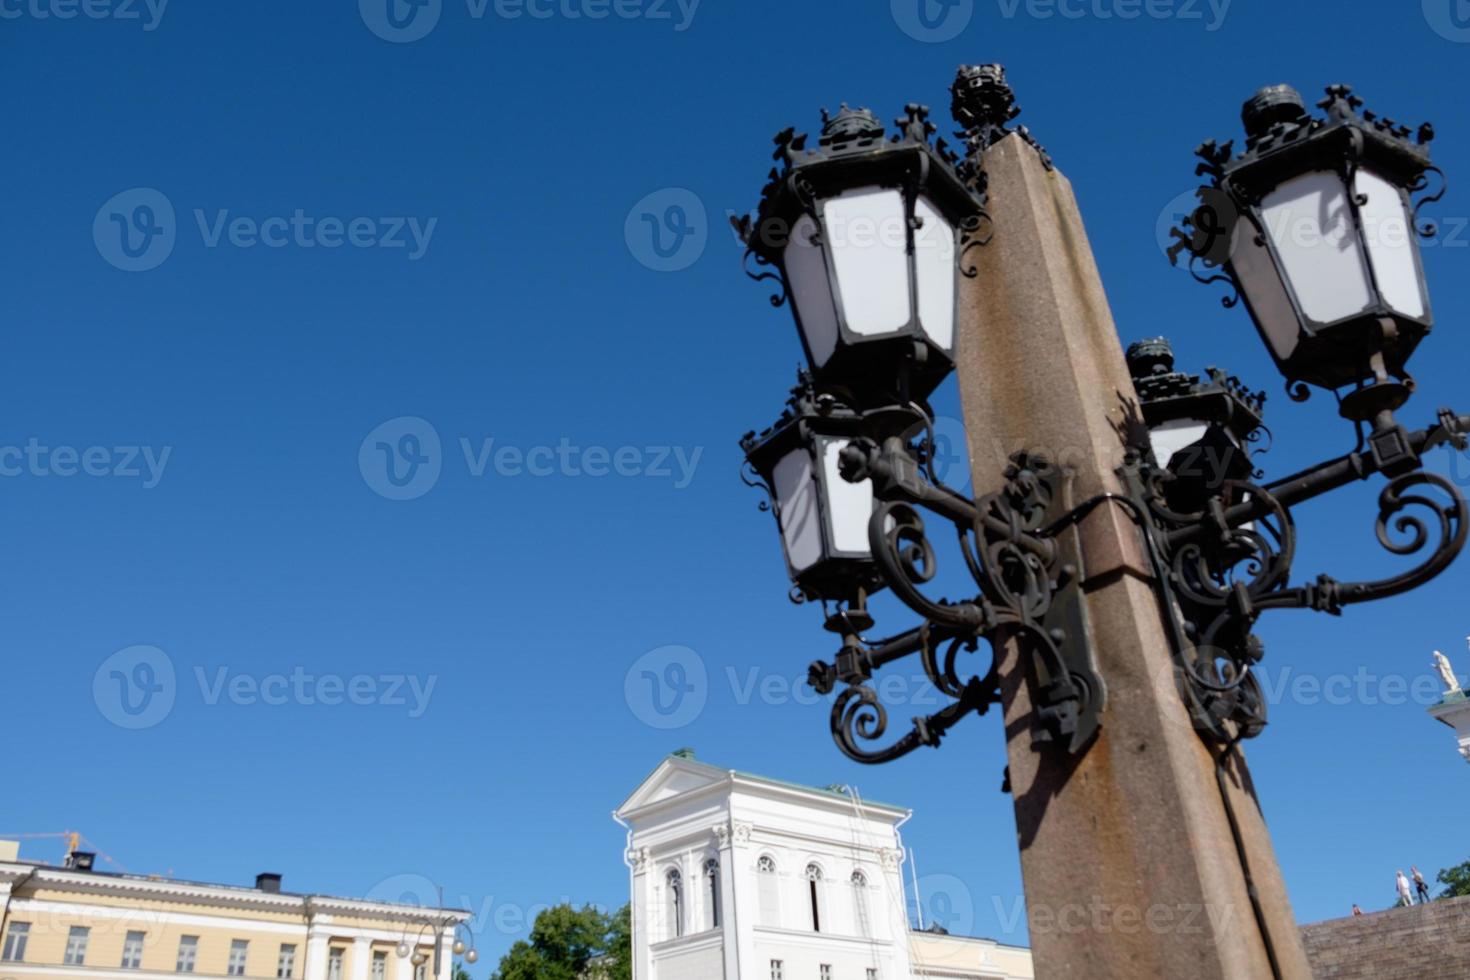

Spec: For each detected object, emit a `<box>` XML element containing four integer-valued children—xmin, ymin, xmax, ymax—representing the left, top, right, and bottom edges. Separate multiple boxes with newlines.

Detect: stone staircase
<box><xmin>1301</xmin><ymin>895</ymin><xmax>1470</xmax><ymax>978</ymax></box>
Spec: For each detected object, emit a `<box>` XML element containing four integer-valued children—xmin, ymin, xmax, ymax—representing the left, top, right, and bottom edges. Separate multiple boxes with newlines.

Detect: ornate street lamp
<box><xmin>733</xmin><ymin>102</ymin><xmax>989</xmax><ymax>404</ymax></box>
<box><xmin>735</xmin><ymin>66</ymin><xmax>1470</xmax><ymax>765</ymax></box>
<box><xmin>1170</xmin><ymin>84</ymin><xmax>1442</xmax><ymax>424</ymax></box>
<box><xmin>741</xmin><ymin>374</ymin><xmax>920</xmax><ymax>618</ymax></box>
<box><xmin>1125</xmin><ymin>337</ymin><xmax>1267</xmax><ymax>514</ymax></box>
<box><xmin>396</xmin><ymin>920</ymin><xmax>477</xmax><ymax>974</ymax></box>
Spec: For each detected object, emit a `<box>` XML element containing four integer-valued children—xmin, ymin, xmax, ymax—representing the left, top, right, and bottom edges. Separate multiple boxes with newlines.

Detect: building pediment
<box><xmin>616</xmin><ymin>755</ymin><xmax>732</xmax><ymax>819</ymax></box>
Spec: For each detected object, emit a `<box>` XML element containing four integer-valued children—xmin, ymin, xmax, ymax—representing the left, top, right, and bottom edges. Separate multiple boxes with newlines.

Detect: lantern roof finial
<box><xmin>1241</xmin><ymin>84</ymin><xmax>1308</xmax><ymax>146</ymax></box>
<box><xmin>819</xmin><ymin>104</ymin><xmax>885</xmax><ymax>147</ymax></box>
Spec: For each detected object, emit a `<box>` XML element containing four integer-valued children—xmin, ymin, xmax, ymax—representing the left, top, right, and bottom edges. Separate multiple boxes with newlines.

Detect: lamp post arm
<box><xmin>840</xmin><ymin>435</ymin><xmax>1055</xmax><ymax>564</ymax></box>
<box><xmin>1166</xmin><ymin>410</ymin><xmax>1470</xmax><ymax>548</ymax></box>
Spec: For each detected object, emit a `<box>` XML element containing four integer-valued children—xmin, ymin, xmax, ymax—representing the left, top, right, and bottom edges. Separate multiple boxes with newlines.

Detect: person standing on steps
<box><xmin>1397</xmin><ymin>870</ymin><xmax>1415</xmax><ymax>907</ymax></box>
<box><xmin>1413</xmin><ymin>867</ymin><xmax>1432</xmax><ymax>904</ymax></box>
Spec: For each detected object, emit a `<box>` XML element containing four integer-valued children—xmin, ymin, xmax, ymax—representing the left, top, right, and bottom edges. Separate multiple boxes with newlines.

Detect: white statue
<box><xmin>1397</xmin><ymin>870</ymin><xmax>1414</xmax><ymax>906</ymax></box>
<box><xmin>1434</xmin><ymin>651</ymin><xmax>1463</xmax><ymax>696</ymax></box>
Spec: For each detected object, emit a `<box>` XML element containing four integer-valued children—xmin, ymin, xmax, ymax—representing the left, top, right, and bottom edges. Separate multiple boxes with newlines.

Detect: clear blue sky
<box><xmin>4</xmin><ymin>0</ymin><xmax>1470</xmax><ymax>966</ymax></box>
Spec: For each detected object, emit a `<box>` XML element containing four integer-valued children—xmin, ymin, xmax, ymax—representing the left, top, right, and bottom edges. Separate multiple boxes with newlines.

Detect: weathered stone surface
<box><xmin>956</xmin><ymin>133</ymin><xmax>1314</xmax><ymax>979</ymax></box>
<box><xmin>1301</xmin><ymin>897</ymin><xmax>1470</xmax><ymax>979</ymax></box>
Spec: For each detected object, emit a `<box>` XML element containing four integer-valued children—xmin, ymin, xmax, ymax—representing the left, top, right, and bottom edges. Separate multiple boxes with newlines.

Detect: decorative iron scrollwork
<box><xmin>1125</xmin><ymin>408</ymin><xmax>1470</xmax><ymax>744</ymax></box>
<box><xmin>804</xmin><ymin>418</ymin><xmax>1107</xmax><ymax>764</ymax></box>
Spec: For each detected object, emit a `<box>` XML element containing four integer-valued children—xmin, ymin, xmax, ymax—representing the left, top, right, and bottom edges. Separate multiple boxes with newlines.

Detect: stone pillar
<box><xmin>629</xmin><ymin>848</ymin><xmax>654</xmax><ymax>980</ymax></box>
<box><xmin>303</xmin><ymin>916</ymin><xmax>332</xmax><ymax>980</ymax></box>
<box><xmin>348</xmin><ymin>937</ymin><xmax>370</xmax><ymax>980</ymax></box>
<box><xmin>391</xmin><ymin>943</ymin><xmax>415</xmax><ymax>980</ymax></box>
<box><xmin>955</xmin><ymin>130</ymin><xmax>1313</xmax><ymax>979</ymax></box>
<box><xmin>718</xmin><ymin>820</ymin><xmax>752</xmax><ymax>980</ymax></box>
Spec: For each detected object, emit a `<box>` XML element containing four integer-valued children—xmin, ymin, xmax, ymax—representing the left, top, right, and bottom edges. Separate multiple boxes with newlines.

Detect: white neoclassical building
<box><xmin>613</xmin><ymin>751</ymin><xmax>1032</xmax><ymax>980</ymax></box>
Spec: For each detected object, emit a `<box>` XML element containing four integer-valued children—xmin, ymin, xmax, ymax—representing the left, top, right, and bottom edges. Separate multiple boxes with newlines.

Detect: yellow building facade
<box><xmin>0</xmin><ymin>843</ymin><xmax>472</xmax><ymax>980</ymax></box>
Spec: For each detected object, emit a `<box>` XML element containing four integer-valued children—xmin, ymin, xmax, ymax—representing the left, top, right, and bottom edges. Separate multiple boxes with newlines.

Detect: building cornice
<box><xmin>0</xmin><ymin>864</ymin><xmax>469</xmax><ymax>925</ymax></box>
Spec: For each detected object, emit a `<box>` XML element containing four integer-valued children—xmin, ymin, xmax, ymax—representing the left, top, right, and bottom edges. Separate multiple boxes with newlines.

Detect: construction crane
<box><xmin>0</xmin><ymin>831</ymin><xmax>128</xmax><ymax>873</ymax></box>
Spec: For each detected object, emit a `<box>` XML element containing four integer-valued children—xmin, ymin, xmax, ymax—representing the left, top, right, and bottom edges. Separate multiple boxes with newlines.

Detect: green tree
<box><xmin>602</xmin><ymin>905</ymin><xmax>631</xmax><ymax>980</ymax></box>
<box><xmin>489</xmin><ymin>904</ymin><xmax>632</xmax><ymax>980</ymax></box>
<box><xmin>1436</xmin><ymin>859</ymin><xmax>1470</xmax><ymax>898</ymax></box>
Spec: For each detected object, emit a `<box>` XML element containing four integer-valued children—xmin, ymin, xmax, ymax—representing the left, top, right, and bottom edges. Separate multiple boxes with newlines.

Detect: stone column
<box><xmin>717</xmin><ymin>820</ymin><xmax>751</xmax><ymax>980</ymax></box>
<box><xmin>348</xmin><ymin>937</ymin><xmax>370</xmax><ymax>980</ymax></box>
<box><xmin>629</xmin><ymin>848</ymin><xmax>654</xmax><ymax>980</ymax></box>
<box><xmin>303</xmin><ymin>915</ymin><xmax>332</xmax><ymax>980</ymax></box>
<box><xmin>391</xmin><ymin>942</ymin><xmax>415</xmax><ymax>980</ymax></box>
<box><xmin>955</xmin><ymin>122</ymin><xmax>1313</xmax><ymax>978</ymax></box>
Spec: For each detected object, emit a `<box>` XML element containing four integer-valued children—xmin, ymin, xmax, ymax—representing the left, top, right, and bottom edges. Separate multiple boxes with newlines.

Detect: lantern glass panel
<box><xmin>823</xmin><ymin>187</ymin><xmax>911</xmax><ymax>336</ymax></box>
<box><xmin>1231</xmin><ymin>217</ymin><xmax>1301</xmax><ymax>360</ymax></box>
<box><xmin>1259</xmin><ymin>170</ymin><xmax>1373</xmax><ymax>325</ymax></box>
<box><xmin>818</xmin><ymin>437</ymin><xmax>874</xmax><ymax>555</ymax></box>
<box><xmin>785</xmin><ymin>214</ymin><xmax>840</xmax><ymax>368</ymax></box>
<box><xmin>1355</xmin><ymin>168</ymin><xmax>1425</xmax><ymax>318</ymax></box>
<box><xmin>913</xmin><ymin>196</ymin><xmax>956</xmax><ymax>353</ymax></box>
<box><xmin>1148</xmin><ymin>419</ymin><xmax>1211</xmax><ymax>470</ymax></box>
<box><xmin>773</xmin><ymin>448</ymin><xmax>823</xmax><ymax>573</ymax></box>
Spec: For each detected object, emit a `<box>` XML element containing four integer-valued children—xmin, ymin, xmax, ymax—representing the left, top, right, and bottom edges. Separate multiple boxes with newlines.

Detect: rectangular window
<box><xmin>122</xmin><ymin>932</ymin><xmax>146</xmax><ymax>970</ymax></box>
<box><xmin>276</xmin><ymin>944</ymin><xmax>297</xmax><ymax>979</ymax></box>
<box><xmin>769</xmin><ymin>961</ymin><xmax>783</xmax><ymax>980</ymax></box>
<box><xmin>371</xmin><ymin>950</ymin><xmax>387</xmax><ymax>980</ymax></box>
<box><xmin>327</xmin><ymin>948</ymin><xmax>344</xmax><ymax>980</ymax></box>
<box><xmin>867</xmin><ymin>970</ymin><xmax>878</xmax><ymax>980</ymax></box>
<box><xmin>65</xmin><ymin>926</ymin><xmax>91</xmax><ymax>966</ymax></box>
<box><xmin>176</xmin><ymin>936</ymin><xmax>199</xmax><ymax>973</ymax></box>
<box><xmin>1</xmin><ymin>922</ymin><xmax>29</xmax><ymax>962</ymax></box>
<box><xmin>414</xmin><ymin>964</ymin><xmax>426</xmax><ymax>980</ymax></box>
<box><xmin>819</xmin><ymin>966</ymin><xmax>831</xmax><ymax>980</ymax></box>
<box><xmin>228</xmin><ymin>940</ymin><xmax>250</xmax><ymax>977</ymax></box>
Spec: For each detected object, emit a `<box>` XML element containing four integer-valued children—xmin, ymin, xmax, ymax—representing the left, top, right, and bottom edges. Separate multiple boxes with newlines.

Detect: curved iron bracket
<box><xmin>1124</xmin><ymin>408</ymin><xmax>1470</xmax><ymax>743</ymax></box>
<box><xmin>808</xmin><ymin>433</ymin><xmax>1106</xmax><ymax>764</ymax></box>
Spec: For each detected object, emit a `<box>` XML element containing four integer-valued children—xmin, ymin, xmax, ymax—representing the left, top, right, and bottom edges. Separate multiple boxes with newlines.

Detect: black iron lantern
<box><xmin>1126</xmin><ymin>338</ymin><xmax>1267</xmax><ymax>514</ymax></box>
<box><xmin>741</xmin><ymin>376</ymin><xmax>918</xmax><ymax>606</ymax></box>
<box><xmin>734</xmin><ymin>104</ymin><xmax>988</xmax><ymax>404</ymax></box>
<box><xmin>1173</xmin><ymin>84</ymin><xmax>1440</xmax><ymax>421</ymax></box>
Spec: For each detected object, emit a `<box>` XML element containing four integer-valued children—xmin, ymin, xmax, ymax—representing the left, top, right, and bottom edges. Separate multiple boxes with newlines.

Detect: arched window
<box><xmin>703</xmin><ymin>858</ymin><xmax>721</xmax><ymax>930</ymax></box>
<box><xmin>757</xmin><ymin>856</ymin><xmax>779</xmax><ymax>928</ymax></box>
<box><xmin>851</xmin><ymin>870</ymin><xmax>871</xmax><ymax>938</ymax></box>
<box><xmin>665</xmin><ymin>869</ymin><xmax>684</xmax><ymax>940</ymax></box>
<box><xmin>805</xmin><ymin>864</ymin><xmax>824</xmax><ymax>933</ymax></box>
